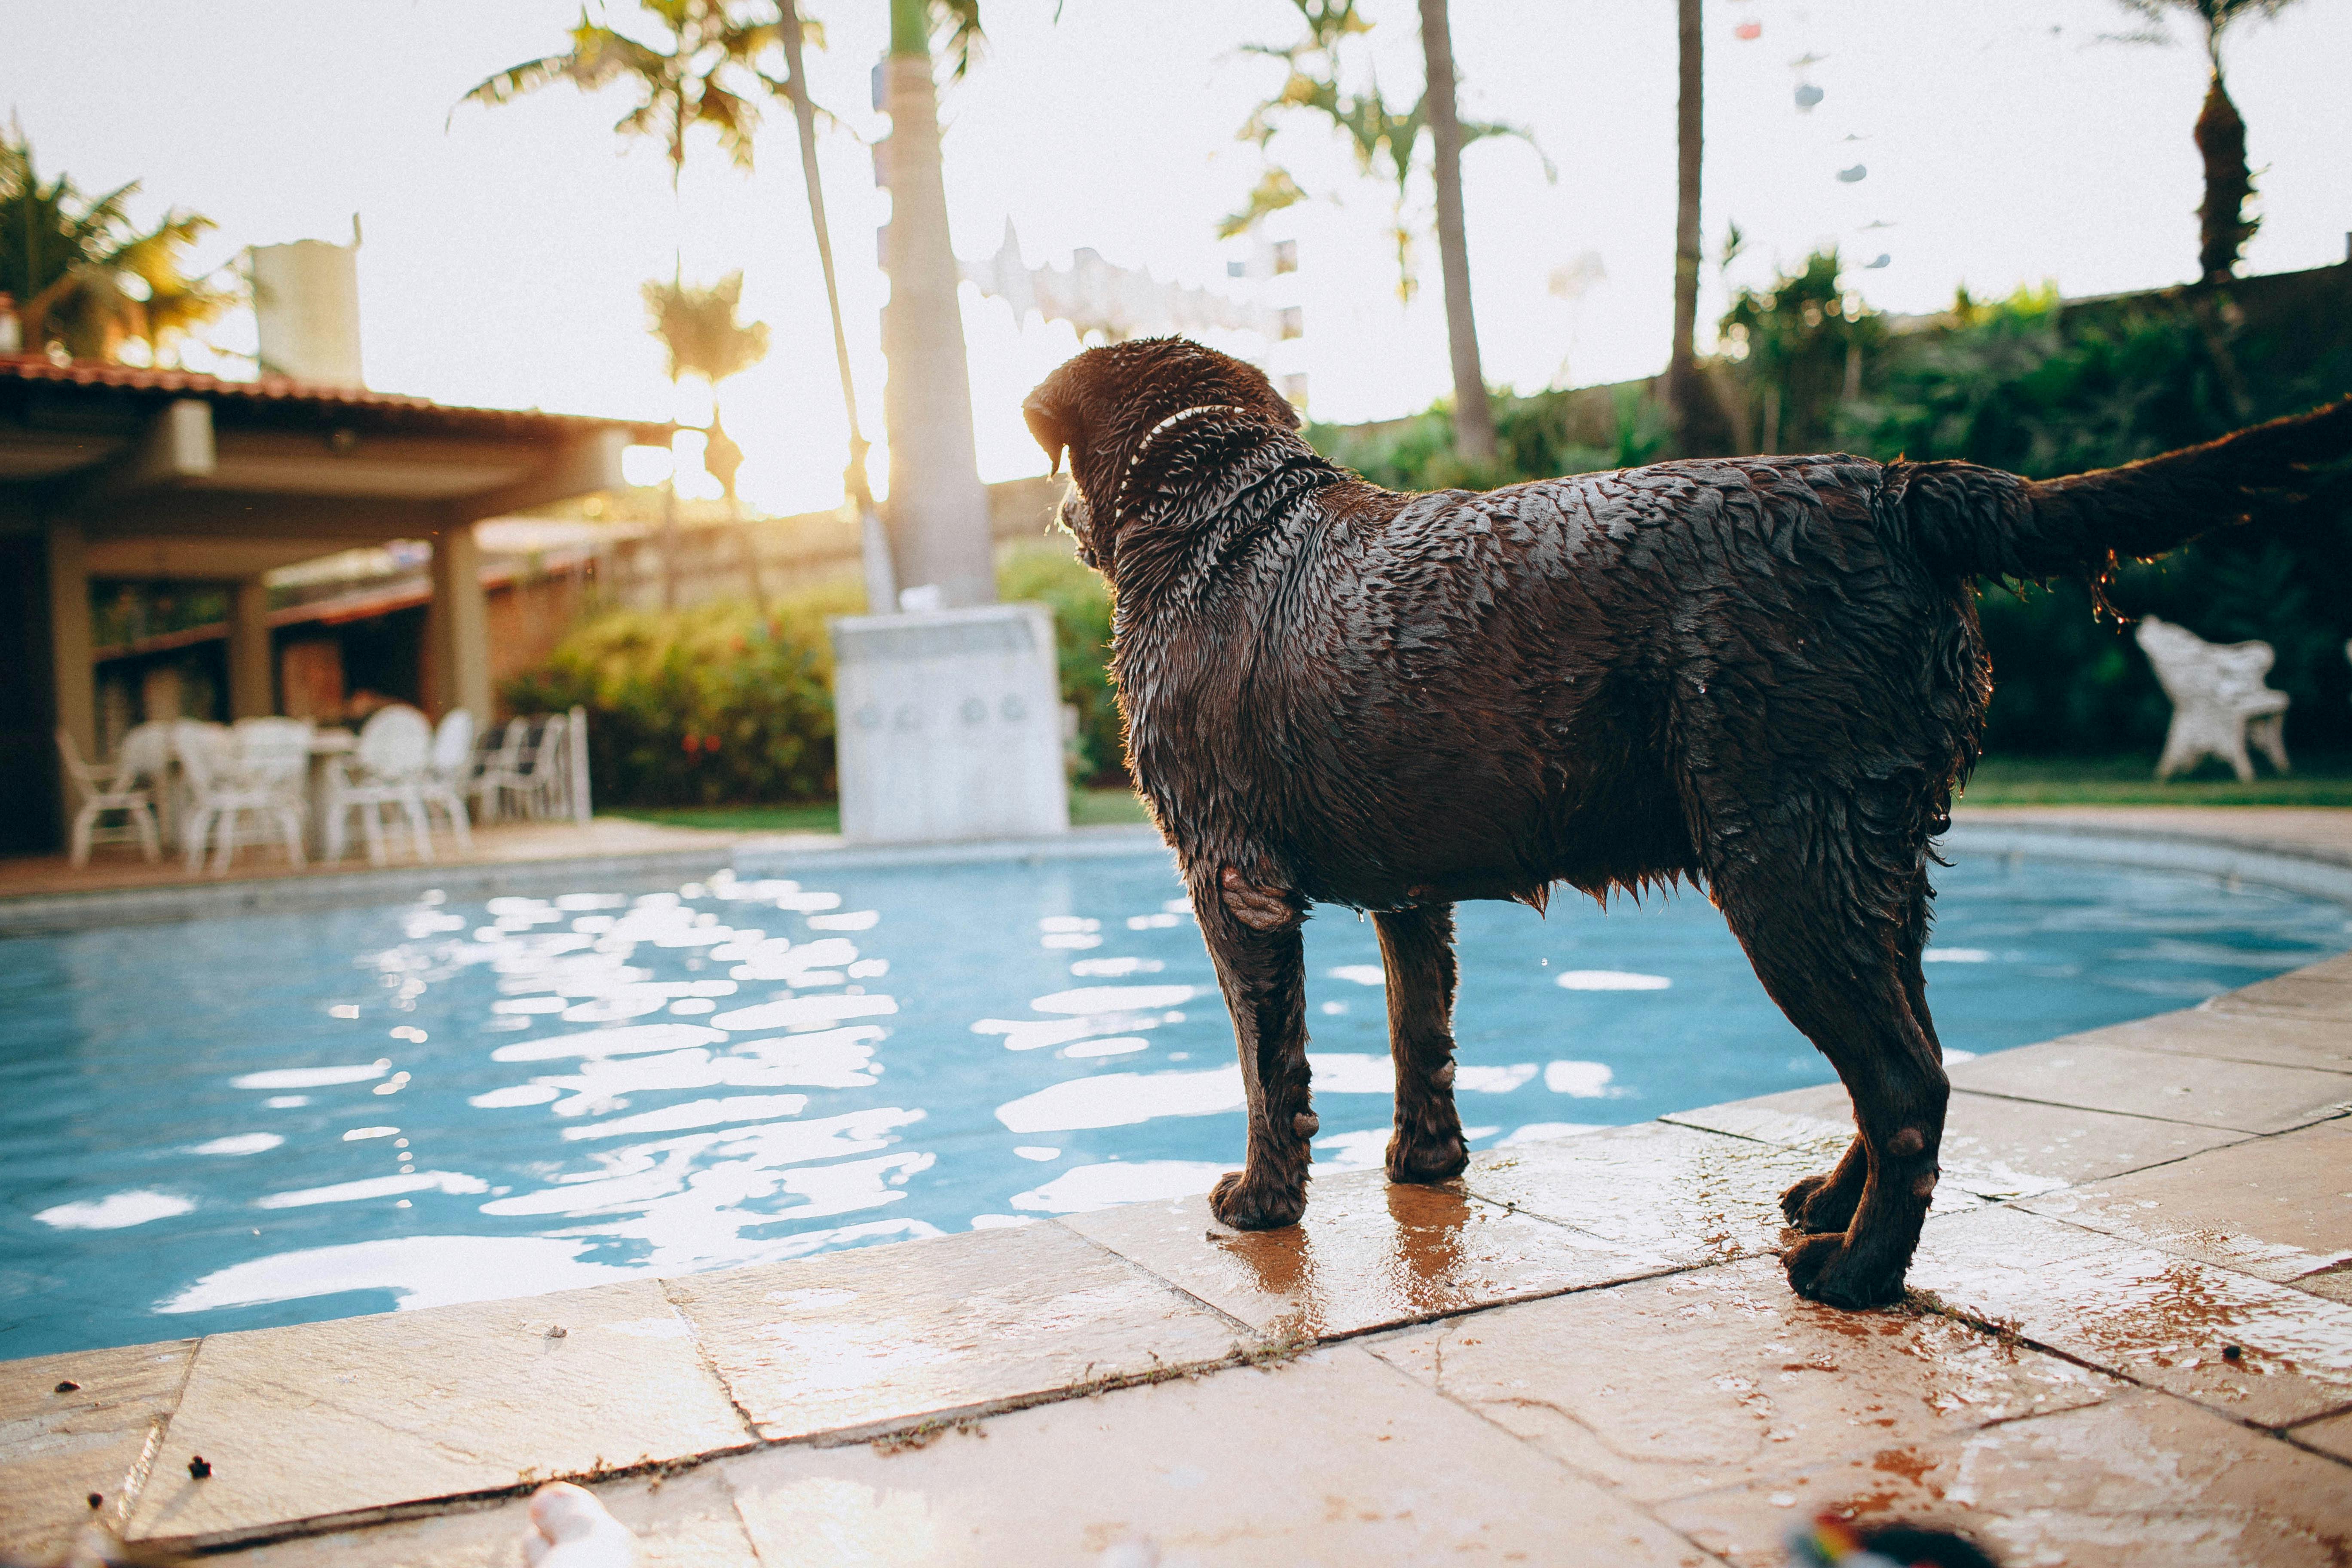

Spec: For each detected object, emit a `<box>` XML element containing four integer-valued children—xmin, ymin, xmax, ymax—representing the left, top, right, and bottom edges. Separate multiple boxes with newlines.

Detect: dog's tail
<box><xmin>1880</xmin><ymin>396</ymin><xmax>2351</xmax><ymax>585</ymax></box>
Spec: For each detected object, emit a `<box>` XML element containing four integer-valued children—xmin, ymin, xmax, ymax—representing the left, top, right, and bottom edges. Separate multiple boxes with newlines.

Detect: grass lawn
<box><xmin>1960</xmin><ymin>753</ymin><xmax>2352</xmax><ymax>807</ymax></box>
<box><xmin>612</xmin><ymin>758</ymin><xmax>2352</xmax><ymax>833</ymax></box>
<box><xmin>611</xmin><ymin>787</ymin><xmax>1152</xmax><ymax>836</ymax></box>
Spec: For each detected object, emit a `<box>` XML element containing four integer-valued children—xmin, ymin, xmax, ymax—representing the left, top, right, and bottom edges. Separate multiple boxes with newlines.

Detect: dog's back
<box><xmin>1121</xmin><ymin>444</ymin><xmax>1979</xmax><ymax>913</ymax></box>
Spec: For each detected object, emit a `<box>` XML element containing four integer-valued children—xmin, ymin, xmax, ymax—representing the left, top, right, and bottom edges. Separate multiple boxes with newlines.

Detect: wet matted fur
<box><xmin>1022</xmin><ymin>337</ymin><xmax>2350</xmax><ymax>1308</ymax></box>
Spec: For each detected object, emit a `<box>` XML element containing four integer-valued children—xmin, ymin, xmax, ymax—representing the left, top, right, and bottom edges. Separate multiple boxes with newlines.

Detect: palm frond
<box><xmin>1216</xmin><ymin>166</ymin><xmax>1309</xmax><ymax>239</ymax></box>
<box><xmin>1462</xmin><ymin>116</ymin><xmax>1556</xmax><ymax>183</ymax></box>
<box><xmin>935</xmin><ymin>0</ymin><xmax>986</xmax><ymax>80</ymax></box>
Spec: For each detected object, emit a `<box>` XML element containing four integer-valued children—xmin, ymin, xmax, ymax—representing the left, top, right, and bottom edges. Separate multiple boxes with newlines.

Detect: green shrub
<box><xmin>506</xmin><ymin>548</ymin><xmax>1130</xmax><ymax>808</ymax></box>
<box><xmin>1308</xmin><ymin>389</ymin><xmax>1620</xmax><ymax>492</ymax></box>
<box><xmin>1848</xmin><ymin>283</ymin><xmax>2352</xmax><ymax>756</ymax></box>
<box><xmin>997</xmin><ymin>541</ymin><xmax>1125</xmax><ymax>786</ymax></box>
<box><xmin>503</xmin><ymin>585</ymin><xmax>856</xmax><ymax>808</ymax></box>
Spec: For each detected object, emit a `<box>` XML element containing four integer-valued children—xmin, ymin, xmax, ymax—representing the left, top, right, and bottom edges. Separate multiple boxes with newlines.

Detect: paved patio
<box><xmin>3</xmin><ymin>810</ymin><xmax>2349</xmax><ymax>1564</ymax></box>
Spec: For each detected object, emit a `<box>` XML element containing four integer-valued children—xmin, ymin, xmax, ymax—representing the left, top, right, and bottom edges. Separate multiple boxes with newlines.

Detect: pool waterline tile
<box><xmin>1655</xmin><ymin>1389</ymin><xmax>2352</xmax><ymax>1568</ymax></box>
<box><xmin>2018</xmin><ymin>1119</ymin><xmax>2352</xmax><ymax>1302</ymax></box>
<box><xmin>665</xmin><ymin>1222</ymin><xmax>1255</xmax><ymax>1442</ymax></box>
<box><xmin>721</xmin><ymin>1344</ymin><xmax>1721</xmax><ymax>1567</ymax></box>
<box><xmin>1945</xmin><ymin>1038</ymin><xmax>2352</xmax><ymax>1133</ymax></box>
<box><xmin>1671</xmin><ymin>1084</ymin><xmax>2253</xmax><ymax>1198</ymax></box>
<box><xmin>124</xmin><ymin>1279</ymin><xmax>749</xmax><ymax>1547</ymax></box>
<box><xmin>0</xmin><ymin>1338</ymin><xmax>196</xmax><ymax>1556</ymax></box>
<box><xmin>1906</xmin><ymin>1204</ymin><xmax>2352</xmax><ymax>1429</ymax></box>
<box><xmin>1060</xmin><ymin>1164</ymin><xmax>1644</xmax><ymax>1341</ymax></box>
<box><xmin>1366</xmin><ymin>1255</ymin><xmax>2117</xmax><ymax>1506</ymax></box>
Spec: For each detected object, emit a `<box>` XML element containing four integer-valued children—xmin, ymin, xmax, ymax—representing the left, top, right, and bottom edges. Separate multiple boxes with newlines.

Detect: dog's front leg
<box><xmin>1194</xmin><ymin>863</ymin><xmax>1313</xmax><ymax>1230</ymax></box>
<box><xmin>1375</xmin><ymin>904</ymin><xmax>1467</xmax><ymax>1184</ymax></box>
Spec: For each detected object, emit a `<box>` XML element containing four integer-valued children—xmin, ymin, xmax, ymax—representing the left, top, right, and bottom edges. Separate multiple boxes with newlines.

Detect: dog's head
<box><xmin>1022</xmin><ymin>337</ymin><xmax>1301</xmax><ymax>580</ymax></box>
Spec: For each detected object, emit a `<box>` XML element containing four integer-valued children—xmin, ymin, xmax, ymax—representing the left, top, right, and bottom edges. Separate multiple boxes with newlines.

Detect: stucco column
<box><xmin>878</xmin><ymin>48</ymin><xmax>995</xmax><ymax>609</ymax></box>
<box><xmin>426</xmin><ymin>521</ymin><xmax>491</xmax><ymax>722</ymax></box>
<box><xmin>46</xmin><ymin>518</ymin><xmax>96</xmax><ymax>762</ymax></box>
<box><xmin>227</xmin><ymin>578</ymin><xmax>274</xmax><ymax>718</ymax></box>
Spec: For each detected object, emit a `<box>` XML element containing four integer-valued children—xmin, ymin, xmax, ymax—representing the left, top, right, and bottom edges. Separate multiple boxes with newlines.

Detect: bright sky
<box><xmin>8</xmin><ymin>0</ymin><xmax>2349</xmax><ymax>515</ymax></box>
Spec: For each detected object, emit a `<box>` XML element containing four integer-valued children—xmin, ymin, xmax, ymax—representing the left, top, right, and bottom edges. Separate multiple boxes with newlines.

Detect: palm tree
<box><xmin>2111</xmin><ymin>0</ymin><xmax>2301</xmax><ymax>282</ymax></box>
<box><xmin>1228</xmin><ymin>1</ymin><xmax>1546</xmax><ymax>467</ymax></box>
<box><xmin>465</xmin><ymin>3</ymin><xmax>773</xmax><ymax>609</ymax></box>
<box><xmin>645</xmin><ymin>271</ymin><xmax>771</xmax><ymax>603</ymax></box>
<box><xmin>1663</xmin><ymin>0</ymin><xmax>1730</xmax><ymax>455</ymax></box>
<box><xmin>874</xmin><ymin>0</ymin><xmax>995</xmax><ymax>609</ymax></box>
<box><xmin>771</xmin><ymin>0</ymin><xmax>896</xmax><ymax>612</ymax></box>
<box><xmin>1</xmin><ymin>129</ymin><xmax>234</xmax><ymax>364</ymax></box>
<box><xmin>1415</xmin><ymin>0</ymin><xmax>1494</xmax><ymax>463</ymax></box>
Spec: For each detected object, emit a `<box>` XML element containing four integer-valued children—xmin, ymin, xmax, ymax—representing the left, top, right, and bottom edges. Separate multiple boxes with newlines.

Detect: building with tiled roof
<box><xmin>0</xmin><ymin>347</ymin><xmax>666</xmax><ymax>855</ymax></box>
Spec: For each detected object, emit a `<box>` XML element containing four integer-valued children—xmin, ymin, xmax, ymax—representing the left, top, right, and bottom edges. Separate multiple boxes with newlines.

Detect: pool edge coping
<box><xmin>8</xmin><ymin>811</ymin><xmax>2351</xmax><ymax>939</ymax></box>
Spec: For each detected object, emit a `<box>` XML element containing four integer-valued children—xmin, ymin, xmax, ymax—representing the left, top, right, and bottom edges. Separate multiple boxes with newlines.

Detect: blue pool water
<box><xmin>2</xmin><ymin>849</ymin><xmax>2345</xmax><ymax>1357</ymax></box>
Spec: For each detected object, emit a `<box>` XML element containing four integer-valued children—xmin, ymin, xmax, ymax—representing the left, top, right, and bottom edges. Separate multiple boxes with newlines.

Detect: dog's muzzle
<box><xmin>1058</xmin><ymin>490</ymin><xmax>1100</xmax><ymax>569</ymax></box>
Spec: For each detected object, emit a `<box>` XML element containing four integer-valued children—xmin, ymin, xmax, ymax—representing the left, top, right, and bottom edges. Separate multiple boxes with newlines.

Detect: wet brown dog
<box><xmin>1022</xmin><ymin>337</ymin><xmax>2349</xmax><ymax>1308</ymax></box>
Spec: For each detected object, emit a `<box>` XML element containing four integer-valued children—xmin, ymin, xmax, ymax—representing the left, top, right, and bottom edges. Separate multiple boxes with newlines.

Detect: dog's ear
<box><xmin>1023</xmin><ymin>395</ymin><xmax>1072</xmax><ymax>478</ymax></box>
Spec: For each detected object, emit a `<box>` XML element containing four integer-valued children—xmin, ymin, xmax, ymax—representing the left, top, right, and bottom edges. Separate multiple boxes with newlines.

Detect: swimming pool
<box><xmin>3</xmin><ymin>848</ymin><xmax>2345</xmax><ymax>1357</ymax></box>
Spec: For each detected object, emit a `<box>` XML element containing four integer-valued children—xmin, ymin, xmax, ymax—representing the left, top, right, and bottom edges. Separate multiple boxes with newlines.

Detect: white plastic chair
<box><xmin>179</xmin><ymin>720</ymin><xmax>311</xmax><ymax>874</ymax></box>
<box><xmin>324</xmin><ymin>704</ymin><xmax>435</xmax><ymax>864</ymax></box>
<box><xmin>479</xmin><ymin>712</ymin><xmax>571</xmax><ymax>823</ymax></box>
<box><xmin>55</xmin><ymin>729</ymin><xmax>162</xmax><ymax>868</ymax></box>
<box><xmin>418</xmin><ymin>708</ymin><xmax>477</xmax><ymax>853</ymax></box>
<box><xmin>2136</xmin><ymin>614</ymin><xmax>2292</xmax><ymax>782</ymax></box>
<box><xmin>469</xmin><ymin>717</ymin><xmax>527</xmax><ymax>826</ymax></box>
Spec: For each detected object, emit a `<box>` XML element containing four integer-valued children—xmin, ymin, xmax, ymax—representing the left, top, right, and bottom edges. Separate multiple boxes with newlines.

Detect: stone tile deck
<box><xmin>3</xmin><ymin>814</ymin><xmax>2350</xmax><ymax>1562</ymax></box>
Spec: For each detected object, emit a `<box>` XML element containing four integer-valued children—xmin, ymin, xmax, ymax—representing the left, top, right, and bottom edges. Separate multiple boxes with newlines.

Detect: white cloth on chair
<box><xmin>324</xmin><ymin>705</ymin><xmax>435</xmax><ymax>864</ymax></box>
<box><xmin>2135</xmin><ymin>614</ymin><xmax>2291</xmax><ymax>783</ymax></box>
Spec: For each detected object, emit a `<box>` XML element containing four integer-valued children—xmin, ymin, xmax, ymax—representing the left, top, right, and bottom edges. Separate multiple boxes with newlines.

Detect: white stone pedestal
<box><xmin>829</xmin><ymin>603</ymin><xmax>1071</xmax><ymax>844</ymax></box>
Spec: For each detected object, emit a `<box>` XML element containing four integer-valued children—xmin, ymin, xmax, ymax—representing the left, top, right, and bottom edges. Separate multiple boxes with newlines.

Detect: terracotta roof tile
<box><xmin>0</xmin><ymin>353</ymin><xmax>664</xmax><ymax>438</ymax></box>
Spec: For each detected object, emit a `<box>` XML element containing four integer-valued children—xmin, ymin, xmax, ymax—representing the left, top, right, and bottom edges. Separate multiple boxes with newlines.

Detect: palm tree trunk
<box><xmin>2194</xmin><ymin>70</ymin><xmax>2254</xmax><ymax>284</ymax></box>
<box><xmin>1666</xmin><ymin>0</ymin><xmax>1723</xmax><ymax>454</ymax></box>
<box><xmin>878</xmin><ymin>0</ymin><xmax>995</xmax><ymax>607</ymax></box>
<box><xmin>777</xmin><ymin>0</ymin><xmax>896</xmax><ymax>612</ymax></box>
<box><xmin>1416</xmin><ymin>0</ymin><xmax>1495</xmax><ymax>466</ymax></box>
<box><xmin>660</xmin><ymin>463</ymin><xmax>680</xmax><ymax>611</ymax></box>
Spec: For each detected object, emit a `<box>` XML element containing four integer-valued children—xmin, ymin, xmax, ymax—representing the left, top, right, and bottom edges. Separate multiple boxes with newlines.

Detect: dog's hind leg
<box><xmin>1375</xmin><ymin>903</ymin><xmax>1467</xmax><ymax>1184</ymax></box>
<box><xmin>1191</xmin><ymin>862</ymin><xmax>1314</xmax><ymax>1230</ymax></box>
<box><xmin>1713</xmin><ymin>831</ymin><xmax>1948</xmax><ymax>1309</ymax></box>
<box><xmin>1776</xmin><ymin>870</ymin><xmax>1942</xmax><ymax>1236</ymax></box>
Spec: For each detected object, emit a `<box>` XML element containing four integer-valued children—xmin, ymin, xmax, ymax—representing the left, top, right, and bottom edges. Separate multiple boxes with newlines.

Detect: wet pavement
<box><xmin>4</xmin><ymin>899</ymin><xmax>2350</xmax><ymax>1562</ymax></box>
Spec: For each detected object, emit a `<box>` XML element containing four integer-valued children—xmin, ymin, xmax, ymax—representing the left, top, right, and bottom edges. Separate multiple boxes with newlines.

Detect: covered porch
<box><xmin>0</xmin><ymin>355</ymin><xmax>659</xmax><ymax>855</ymax></box>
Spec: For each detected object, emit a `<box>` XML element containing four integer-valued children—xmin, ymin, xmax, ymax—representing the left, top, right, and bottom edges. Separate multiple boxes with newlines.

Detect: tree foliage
<box><xmin>0</xmin><ymin>129</ymin><xmax>234</xmax><ymax>363</ymax></box>
<box><xmin>643</xmin><ymin>270</ymin><xmax>770</xmax><ymax>386</ymax></box>
<box><xmin>1222</xmin><ymin>0</ymin><xmax>1547</xmax><ymax>302</ymax></box>
<box><xmin>462</xmin><ymin>2</ymin><xmax>780</xmax><ymax>188</ymax></box>
<box><xmin>1719</xmin><ymin>247</ymin><xmax>1883</xmax><ymax>454</ymax></box>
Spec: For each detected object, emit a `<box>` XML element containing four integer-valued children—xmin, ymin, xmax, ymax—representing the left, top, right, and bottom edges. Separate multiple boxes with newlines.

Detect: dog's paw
<box><xmin>1782</xmin><ymin>1232</ymin><xmax>1906</xmax><ymax>1310</ymax></box>
<box><xmin>1208</xmin><ymin>1169</ymin><xmax>1306</xmax><ymax>1231</ymax></box>
<box><xmin>1779</xmin><ymin>1171</ymin><xmax>1861</xmax><ymax>1235</ymax></box>
<box><xmin>1386</xmin><ymin>1129</ymin><xmax>1468</xmax><ymax>1185</ymax></box>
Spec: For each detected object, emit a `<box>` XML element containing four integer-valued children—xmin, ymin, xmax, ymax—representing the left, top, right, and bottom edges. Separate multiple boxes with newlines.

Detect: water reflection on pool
<box><xmin>2</xmin><ymin>850</ymin><xmax>2345</xmax><ymax>1356</ymax></box>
